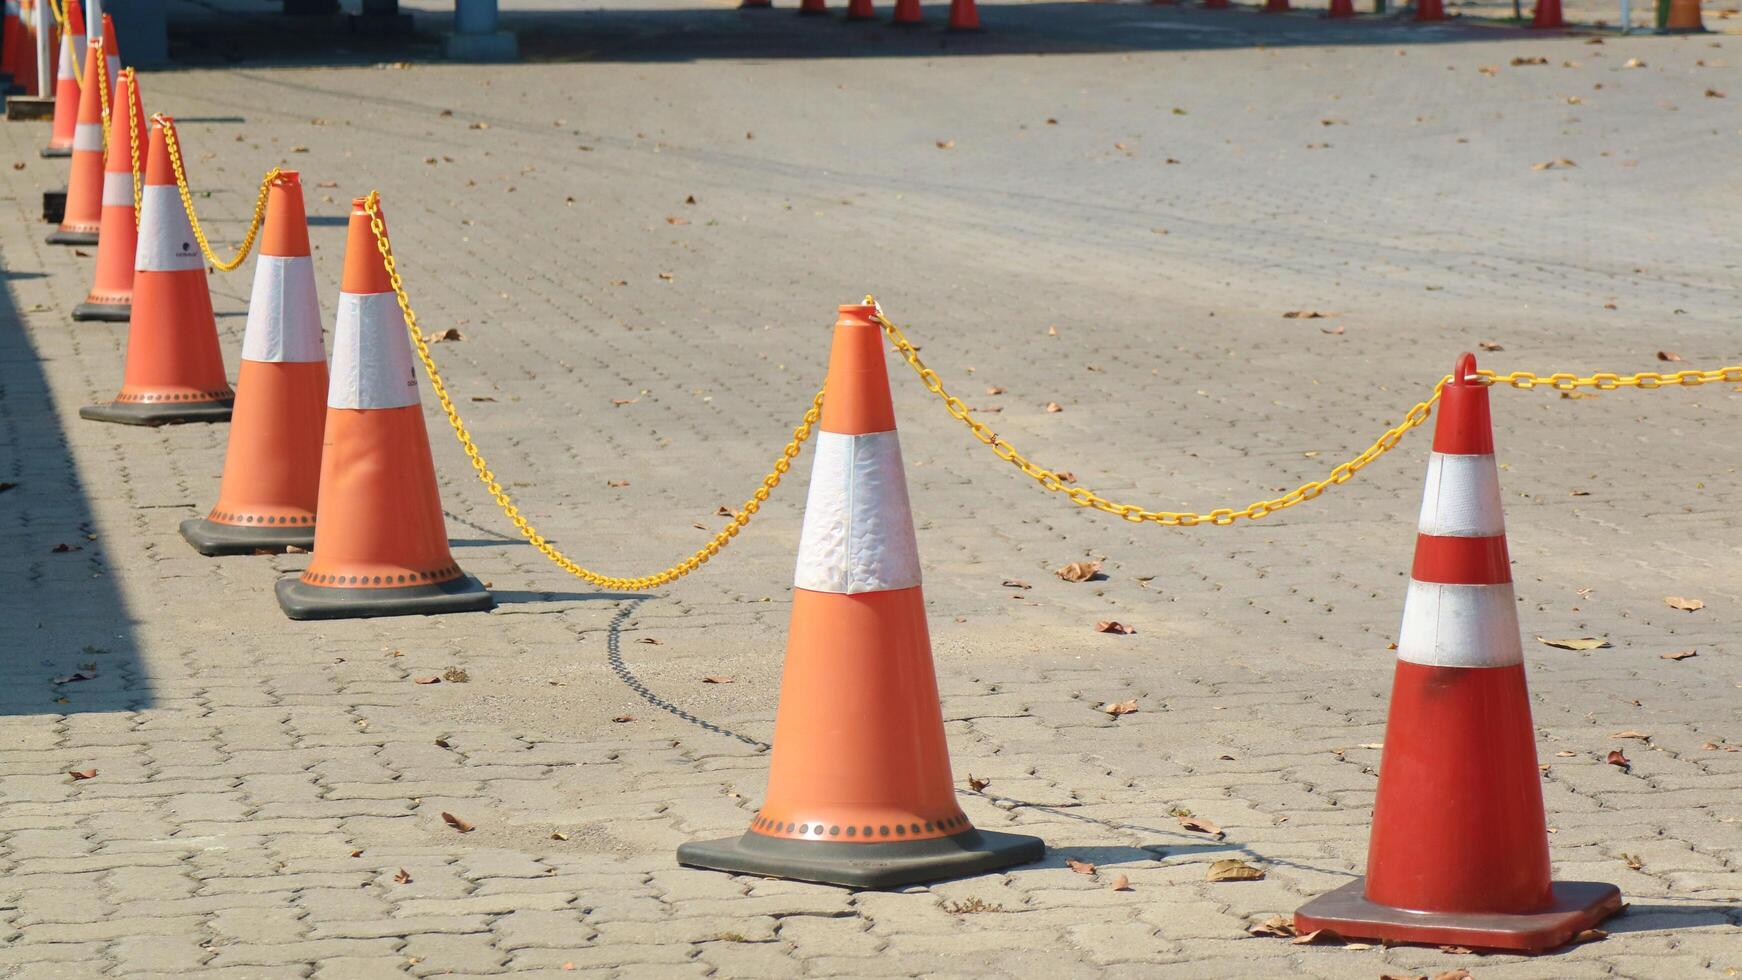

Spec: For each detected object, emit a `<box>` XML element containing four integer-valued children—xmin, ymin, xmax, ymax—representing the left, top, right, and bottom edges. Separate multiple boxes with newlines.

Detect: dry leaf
<box><xmin>1479</xmin><ymin>341</ymin><xmax>1504</xmax><ymax>351</ymax></box>
<box><xmin>665</xmin><ymin>216</ymin><xmax>689</xmax><ymax>225</ymax></box>
<box><xmin>1248</xmin><ymin>915</ymin><xmax>1296</xmax><ymax>938</ymax></box>
<box><xmin>434</xmin><ymin>738</ymin><xmax>451</xmax><ymax>748</ymax></box>
<box><xmin>968</xmin><ymin>774</ymin><xmax>990</xmax><ymax>792</ymax></box>
<box><xmin>1610</xmin><ymin>731</ymin><xmax>1651</xmax><ymax>741</ymax></box>
<box><xmin>1045</xmin><ymin>402</ymin><xmax>1063</xmax><ymax>413</ymax></box>
<box><xmin>1178</xmin><ymin>816</ymin><xmax>1224</xmax><ymax>839</ymax></box>
<box><xmin>935</xmin><ymin>139</ymin><xmax>955</xmax><ymax>149</ymax></box>
<box><xmin>702</xmin><ymin>676</ymin><xmax>734</xmax><ymax>685</ymax></box>
<box><xmin>1623</xmin><ymin>854</ymin><xmax>1643</xmax><ymax>870</ymax></box>
<box><xmin>52</xmin><ymin>671</ymin><xmax>95</xmax><ymax>684</ymax></box>
<box><xmin>1623</xmin><ymin>57</ymin><xmax>1646</xmax><ymax>68</ymax></box>
<box><xmin>1660</xmin><ymin>650</ymin><xmax>1697</xmax><ymax>661</ymax></box>
<box><xmin>442</xmin><ymin>667</ymin><xmax>469</xmax><ymax>683</ymax></box>
<box><xmin>68</xmin><ymin>769</ymin><xmax>97</xmax><ymax>780</ymax></box>
<box><xmin>636</xmin><ymin>637</ymin><xmax>663</xmax><ymax>645</ymax></box>
<box><xmin>441</xmin><ymin>811</ymin><xmax>475</xmax><ymax>833</ymax></box>
<box><xmin>1110</xmin><ymin>874</ymin><xmax>1132</xmax><ymax>892</ymax></box>
<box><xmin>611</xmin><ymin>715</ymin><xmax>634</xmax><ymax>723</ymax></box>
<box><xmin>1606</xmin><ymin>749</ymin><xmax>1630</xmax><ymax>770</ymax></box>
<box><xmin>1433</xmin><ymin>972</ymin><xmax>1473</xmax><ymax>980</ymax></box>
<box><xmin>350</xmin><ymin>849</ymin><xmax>364</xmax><ymax>858</ymax></box>
<box><xmin>658</xmin><ymin>272</ymin><xmax>674</xmax><ymax>281</ymax></box>
<box><xmin>1101</xmin><ymin>699</ymin><xmax>1138</xmax><ymax>716</ymax></box>
<box><xmin>1282</xmin><ymin>310</ymin><xmax>1332</xmax><ymax>319</ymax></box>
<box><xmin>1536</xmin><ymin>636</ymin><xmax>1610</xmax><ymax>650</ymax></box>
<box><xmin>1379</xmin><ymin>974</ymin><xmax>1427</xmax><ymax>980</ymax></box>
<box><xmin>1066</xmin><ymin>857</ymin><xmax>1096</xmax><ymax>875</ymax></box>
<box><xmin>430</xmin><ymin>328</ymin><xmax>464</xmax><ymax>342</ymax></box>
<box><xmin>394</xmin><ymin>868</ymin><xmax>412</xmax><ymax>884</ymax></box>
<box><xmin>413</xmin><ymin>676</ymin><xmax>441</xmax><ymax>685</ymax></box>
<box><xmin>1436</xmin><ymin>947</ymin><xmax>1474</xmax><ymax>956</ymax></box>
<box><xmin>1664</xmin><ymin>595</ymin><xmax>1703</xmax><ymax>612</ymax></box>
<box><xmin>1511</xmin><ymin>56</ymin><xmax>1548</xmax><ymax>65</ymax></box>
<box><xmin>1056</xmin><ymin>561</ymin><xmax>1102</xmax><ymax>582</ymax></box>
<box><xmin>1570</xmin><ymin>928</ymin><xmax>1608</xmax><ymax>945</ymax></box>
<box><xmin>50</xmin><ymin>543</ymin><xmax>81</xmax><ymax>553</ymax></box>
<box><xmin>1657</xmin><ymin>350</ymin><xmax>1684</xmax><ymax>362</ymax></box>
<box><xmin>550</xmin><ymin>831</ymin><xmax>569</xmax><ymax>841</ymax></box>
<box><xmin>1288</xmin><ymin>930</ymin><xmax>1328</xmax><ymax>945</ymax></box>
<box><xmin>1002</xmin><ymin>580</ymin><xmax>1031</xmax><ymax>589</ymax></box>
<box><xmin>985</xmin><ymin>385</ymin><xmax>1006</xmax><ymax>395</ymax></box>
<box><xmin>1206</xmin><ymin>858</ymin><xmax>1264</xmax><ymax>882</ymax></box>
<box><xmin>611</xmin><ymin>398</ymin><xmax>639</xmax><ymax>407</ymax></box>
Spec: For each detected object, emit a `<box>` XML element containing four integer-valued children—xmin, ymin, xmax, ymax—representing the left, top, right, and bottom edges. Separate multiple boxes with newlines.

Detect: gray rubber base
<box><xmin>6</xmin><ymin>95</ymin><xmax>54</xmax><ymax>121</ymax></box>
<box><xmin>72</xmin><ymin>301</ymin><xmax>130</xmax><ymax>322</ymax></box>
<box><xmin>42</xmin><ymin>189</ymin><xmax>65</xmax><ymax>224</ymax></box>
<box><xmin>677</xmin><ymin>827</ymin><xmax>1045</xmax><ymax>889</ymax></box>
<box><xmin>80</xmin><ymin>399</ymin><xmax>234</xmax><ymax>427</ymax></box>
<box><xmin>180</xmin><ymin>518</ymin><xmax>314</xmax><ymax>557</ymax></box>
<box><xmin>1294</xmin><ymin>877</ymin><xmax>1623</xmax><ymax>952</ymax></box>
<box><xmin>40</xmin><ymin>146</ymin><xmax>70</xmax><ymax>158</ymax></box>
<box><xmin>46</xmin><ymin>228</ymin><xmax>98</xmax><ymax>246</ymax></box>
<box><xmin>276</xmin><ymin>574</ymin><xmax>494</xmax><ymax>621</ymax></box>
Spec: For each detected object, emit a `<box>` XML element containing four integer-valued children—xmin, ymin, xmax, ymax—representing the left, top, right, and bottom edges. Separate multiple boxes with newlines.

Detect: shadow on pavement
<box><xmin>605</xmin><ymin>596</ymin><xmax>773</xmax><ymax>749</ymax></box>
<box><xmin>0</xmin><ymin>243</ymin><xmax>153</xmax><ymax>717</ymax></box>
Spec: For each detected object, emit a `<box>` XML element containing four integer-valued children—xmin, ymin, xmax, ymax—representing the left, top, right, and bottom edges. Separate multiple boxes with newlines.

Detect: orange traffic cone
<box><xmin>890</xmin><ymin>0</ymin><xmax>923</xmax><ymax>23</ymax></box>
<box><xmin>678</xmin><ymin>304</ymin><xmax>1045</xmax><ymax>888</ymax></box>
<box><xmin>1414</xmin><ymin>0</ymin><xmax>1445</xmax><ymax>18</ymax></box>
<box><xmin>182</xmin><ymin>174</ymin><xmax>328</xmax><ymax>556</ymax></box>
<box><xmin>1326</xmin><ymin>0</ymin><xmax>1355</xmax><ymax>16</ymax></box>
<box><xmin>2</xmin><ymin>0</ymin><xmax>19</xmax><ymax>85</ymax></box>
<box><xmin>1261</xmin><ymin>0</ymin><xmax>1289</xmax><ymax>11</ymax></box>
<box><xmin>741</xmin><ymin>0</ymin><xmax>772</xmax><ymax>8</ymax></box>
<box><xmin>946</xmin><ymin>0</ymin><xmax>979</xmax><ymax>28</ymax></box>
<box><xmin>846</xmin><ymin>0</ymin><xmax>874</xmax><ymax>19</ymax></box>
<box><xmin>1203</xmin><ymin>0</ymin><xmax>1230</xmax><ymax>10</ymax></box>
<box><xmin>1293</xmin><ymin>354</ymin><xmax>1621</xmax><ymax>950</ymax></box>
<box><xmin>11</xmin><ymin>0</ymin><xmax>38</xmax><ymax>97</ymax></box>
<box><xmin>80</xmin><ymin>115</ymin><xmax>234</xmax><ymax>426</ymax></box>
<box><xmin>797</xmin><ymin>0</ymin><xmax>826</xmax><ymax>14</ymax></box>
<box><xmin>72</xmin><ymin>66</ymin><xmax>143</xmax><ymax>322</ymax></box>
<box><xmin>45</xmin><ymin>34</ymin><xmax>103</xmax><ymax>246</ymax></box>
<box><xmin>1661</xmin><ymin>0</ymin><xmax>1703</xmax><ymax>30</ymax></box>
<box><xmin>40</xmin><ymin>0</ymin><xmax>82</xmax><ymax>158</ymax></box>
<box><xmin>274</xmin><ymin>197</ymin><xmax>492</xmax><ymax>620</ymax></box>
<box><xmin>1529</xmin><ymin>0</ymin><xmax>1563</xmax><ymax>26</ymax></box>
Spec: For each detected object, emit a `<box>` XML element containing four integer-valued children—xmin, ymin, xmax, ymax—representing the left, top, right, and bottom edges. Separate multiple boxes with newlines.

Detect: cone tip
<box><xmin>273</xmin><ymin>170</ymin><xmax>302</xmax><ymax>186</ymax></box>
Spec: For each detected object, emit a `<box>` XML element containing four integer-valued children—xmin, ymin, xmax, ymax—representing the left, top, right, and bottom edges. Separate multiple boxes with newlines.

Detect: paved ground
<box><xmin>2</xmin><ymin>1</ymin><xmax>1740</xmax><ymax>977</ymax></box>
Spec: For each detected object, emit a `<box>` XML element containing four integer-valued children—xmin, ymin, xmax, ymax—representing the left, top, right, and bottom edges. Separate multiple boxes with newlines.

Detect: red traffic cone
<box><xmin>741</xmin><ymin>0</ymin><xmax>772</xmax><ymax>8</ymax></box>
<box><xmin>1203</xmin><ymin>0</ymin><xmax>1230</xmax><ymax>10</ymax></box>
<box><xmin>797</xmin><ymin>0</ymin><xmax>826</xmax><ymax>13</ymax></box>
<box><xmin>890</xmin><ymin>0</ymin><xmax>923</xmax><ymax>23</ymax></box>
<box><xmin>846</xmin><ymin>0</ymin><xmax>874</xmax><ymax>19</ymax></box>
<box><xmin>72</xmin><ymin>66</ymin><xmax>144</xmax><ymax>322</ymax></box>
<box><xmin>1261</xmin><ymin>0</ymin><xmax>1289</xmax><ymax>11</ymax></box>
<box><xmin>274</xmin><ymin>197</ymin><xmax>492</xmax><ymax>620</ymax></box>
<box><xmin>1529</xmin><ymin>0</ymin><xmax>1563</xmax><ymax>26</ymax></box>
<box><xmin>1293</xmin><ymin>354</ymin><xmax>1621</xmax><ymax>951</ymax></box>
<box><xmin>1</xmin><ymin>0</ymin><xmax>19</xmax><ymax>83</ymax></box>
<box><xmin>41</xmin><ymin>0</ymin><xmax>83</xmax><ymax>158</ymax></box>
<box><xmin>181</xmin><ymin>173</ymin><xmax>328</xmax><ymax>556</ymax></box>
<box><xmin>1326</xmin><ymin>0</ymin><xmax>1355</xmax><ymax>16</ymax></box>
<box><xmin>1414</xmin><ymin>0</ymin><xmax>1445</xmax><ymax>19</ymax></box>
<box><xmin>80</xmin><ymin>115</ymin><xmax>234</xmax><ymax>426</ymax></box>
<box><xmin>45</xmin><ymin>33</ymin><xmax>103</xmax><ymax>245</ymax></box>
<box><xmin>947</xmin><ymin>0</ymin><xmax>979</xmax><ymax>28</ymax></box>
<box><xmin>677</xmin><ymin>304</ymin><xmax>1045</xmax><ymax>888</ymax></box>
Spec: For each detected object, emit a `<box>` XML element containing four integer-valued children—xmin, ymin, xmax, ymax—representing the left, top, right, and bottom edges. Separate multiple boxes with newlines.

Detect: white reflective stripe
<box><xmin>328</xmin><ymin>291</ymin><xmax>417</xmax><ymax>410</ymax></box>
<box><xmin>57</xmin><ymin>35</ymin><xmax>76</xmax><ymax>78</ymax></box>
<box><xmin>135</xmin><ymin>184</ymin><xmax>205</xmax><ymax>272</ymax></box>
<box><xmin>101</xmin><ymin>169</ymin><xmax>131</xmax><ymax>207</ymax></box>
<box><xmin>1397</xmin><ymin>580</ymin><xmax>1524</xmax><ymax>668</ymax></box>
<box><xmin>1418</xmin><ymin>453</ymin><xmax>1505</xmax><ymax>538</ymax></box>
<box><xmin>242</xmin><ymin>255</ymin><xmax>325</xmax><ymax>364</ymax></box>
<box><xmin>794</xmin><ymin>430</ymin><xmax>922</xmax><ymax>595</ymax></box>
<box><xmin>72</xmin><ymin>122</ymin><xmax>102</xmax><ymax>152</ymax></box>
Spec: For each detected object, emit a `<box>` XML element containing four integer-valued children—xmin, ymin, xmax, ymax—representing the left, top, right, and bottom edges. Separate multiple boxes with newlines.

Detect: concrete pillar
<box><xmin>445</xmin><ymin>0</ymin><xmax>516</xmax><ymax>61</ymax></box>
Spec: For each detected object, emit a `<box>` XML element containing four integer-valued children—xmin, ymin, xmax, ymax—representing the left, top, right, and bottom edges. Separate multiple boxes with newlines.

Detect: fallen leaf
<box><xmin>685</xmin><ymin>195</ymin><xmax>697</xmax><ymax>204</ymax></box>
<box><xmin>73</xmin><ymin>249</ymin><xmax>90</xmax><ymax>257</ymax></box>
<box><xmin>636</xmin><ymin>637</ymin><xmax>663</xmax><ymax>645</ymax></box>
<box><xmin>394</xmin><ymin>868</ymin><xmax>413</xmax><ymax>884</ymax></box>
<box><xmin>1379</xmin><ymin>974</ymin><xmax>1427</xmax><ymax>980</ymax></box>
<box><xmin>1288</xmin><ymin>930</ymin><xmax>1328</xmax><ymax>945</ymax></box>
<box><xmin>658</xmin><ymin>272</ymin><xmax>674</xmax><ymax>281</ymax></box>
<box><xmin>1536</xmin><ymin>636</ymin><xmax>1610</xmax><ymax>650</ymax></box>
<box><xmin>1045</xmin><ymin>402</ymin><xmax>1063</xmax><ymax>413</ymax></box>
<box><xmin>1623</xmin><ymin>854</ymin><xmax>1643</xmax><ymax>870</ymax></box>
<box><xmin>607</xmin><ymin>480</ymin><xmax>631</xmax><ymax>488</ymax></box>
<box><xmin>68</xmin><ymin>769</ymin><xmax>97</xmax><ymax>780</ymax></box>
<box><xmin>1101</xmin><ymin>699</ymin><xmax>1139</xmax><ymax>716</ymax></box>
<box><xmin>50</xmin><ymin>543</ymin><xmax>81</xmax><ymax>553</ymax></box>
<box><xmin>1095</xmin><ymin>621</ymin><xmax>1136</xmax><ymax>635</ymax></box>
<box><xmin>441</xmin><ymin>811</ymin><xmax>475</xmax><ymax>833</ymax></box>
<box><xmin>1066</xmin><ymin>858</ymin><xmax>1096</xmax><ymax>875</ymax></box>
<box><xmin>935</xmin><ymin>139</ymin><xmax>955</xmax><ymax>149</ymax></box>
<box><xmin>968</xmin><ymin>774</ymin><xmax>991</xmax><ymax>792</ymax></box>
<box><xmin>1321</xmin><ymin>324</ymin><xmax>1345</xmax><ymax>335</ymax></box>
<box><xmin>1248</xmin><ymin>915</ymin><xmax>1296</xmax><ymax>938</ymax></box>
<box><xmin>985</xmin><ymin>385</ymin><xmax>1006</xmax><ymax>395</ymax></box>
<box><xmin>430</xmin><ymin>328</ymin><xmax>464</xmax><ymax>342</ymax></box>
<box><xmin>1056</xmin><ymin>561</ymin><xmax>1103</xmax><ymax>583</ymax></box>
<box><xmin>52</xmin><ymin>671</ymin><xmax>95</xmax><ymax>684</ymax></box>
<box><xmin>611</xmin><ymin>715</ymin><xmax>634</xmax><ymax>723</ymax></box>
<box><xmin>442</xmin><ymin>667</ymin><xmax>469</xmax><ymax>683</ymax></box>
<box><xmin>1436</xmin><ymin>947</ymin><xmax>1474</xmax><ymax>956</ymax></box>
<box><xmin>1479</xmin><ymin>341</ymin><xmax>1504</xmax><ymax>351</ymax></box>
<box><xmin>1706</xmin><ymin>89</ymin><xmax>1726</xmax><ymax>99</ymax></box>
<box><xmin>1002</xmin><ymin>580</ymin><xmax>1031</xmax><ymax>590</ymax></box>
<box><xmin>550</xmin><ymin>831</ymin><xmax>570</xmax><ymax>841</ymax></box>
<box><xmin>434</xmin><ymin>738</ymin><xmax>451</xmax><ymax>748</ymax></box>
<box><xmin>1511</xmin><ymin>55</ymin><xmax>1548</xmax><ymax>65</ymax></box>
<box><xmin>350</xmin><ymin>849</ymin><xmax>364</xmax><ymax>857</ymax></box>
<box><xmin>1606</xmin><ymin>749</ymin><xmax>1631</xmax><ymax>770</ymax></box>
<box><xmin>1178</xmin><ymin>816</ymin><xmax>1224</xmax><ymax>838</ymax></box>
<box><xmin>469</xmin><ymin>120</ymin><xmax>490</xmax><ymax>129</ymax></box>
<box><xmin>1570</xmin><ymin>928</ymin><xmax>1608</xmax><ymax>945</ymax></box>
<box><xmin>1110</xmin><ymin>874</ymin><xmax>1132</xmax><ymax>891</ymax></box>
<box><xmin>1433</xmin><ymin>971</ymin><xmax>1473</xmax><ymax>980</ymax></box>
<box><xmin>1664</xmin><ymin>595</ymin><xmax>1703</xmax><ymax>612</ymax></box>
<box><xmin>1609</xmin><ymin>731</ymin><xmax>1651</xmax><ymax>740</ymax></box>
<box><xmin>1656</xmin><ymin>350</ymin><xmax>1684</xmax><ymax>362</ymax></box>
<box><xmin>1478</xmin><ymin>65</ymin><xmax>1499</xmax><ymax>76</ymax></box>
<box><xmin>413</xmin><ymin>676</ymin><xmax>441</xmax><ymax>685</ymax></box>
<box><xmin>665</xmin><ymin>216</ymin><xmax>688</xmax><ymax>225</ymax></box>
<box><xmin>702</xmin><ymin>676</ymin><xmax>734</xmax><ymax>685</ymax></box>
<box><xmin>1660</xmin><ymin>650</ymin><xmax>1697</xmax><ymax>661</ymax></box>
<box><xmin>1206</xmin><ymin>858</ymin><xmax>1264</xmax><ymax>882</ymax></box>
<box><xmin>1623</xmin><ymin>57</ymin><xmax>1646</xmax><ymax>68</ymax></box>
<box><xmin>1282</xmin><ymin>310</ymin><xmax>1332</xmax><ymax>319</ymax></box>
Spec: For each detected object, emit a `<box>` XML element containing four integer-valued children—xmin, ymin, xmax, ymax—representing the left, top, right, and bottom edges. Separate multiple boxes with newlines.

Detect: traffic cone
<box><xmin>12</xmin><ymin>0</ymin><xmax>38</xmax><ymax>96</ymax></box>
<box><xmin>1262</xmin><ymin>0</ymin><xmax>1289</xmax><ymax>11</ymax></box>
<box><xmin>72</xmin><ymin>66</ymin><xmax>143</xmax><ymax>322</ymax></box>
<box><xmin>1529</xmin><ymin>0</ymin><xmax>1563</xmax><ymax>26</ymax></box>
<box><xmin>796</xmin><ymin>0</ymin><xmax>826</xmax><ymax>14</ymax></box>
<box><xmin>846</xmin><ymin>0</ymin><xmax>874</xmax><ymax>19</ymax></box>
<box><xmin>890</xmin><ymin>0</ymin><xmax>923</xmax><ymax>23</ymax></box>
<box><xmin>40</xmin><ymin>0</ymin><xmax>82</xmax><ymax>158</ymax></box>
<box><xmin>80</xmin><ymin>115</ymin><xmax>234</xmax><ymax>426</ymax></box>
<box><xmin>2</xmin><ymin>0</ymin><xmax>19</xmax><ymax>86</ymax></box>
<box><xmin>1661</xmin><ymin>0</ymin><xmax>1703</xmax><ymax>30</ymax></box>
<box><xmin>1203</xmin><ymin>0</ymin><xmax>1230</xmax><ymax>10</ymax></box>
<box><xmin>1326</xmin><ymin>0</ymin><xmax>1355</xmax><ymax>17</ymax></box>
<box><xmin>1293</xmin><ymin>353</ymin><xmax>1621</xmax><ymax>951</ymax></box>
<box><xmin>947</xmin><ymin>0</ymin><xmax>979</xmax><ymax>29</ymax></box>
<box><xmin>45</xmin><ymin>34</ymin><xmax>103</xmax><ymax>246</ymax></box>
<box><xmin>274</xmin><ymin>197</ymin><xmax>492</xmax><ymax>620</ymax></box>
<box><xmin>181</xmin><ymin>173</ymin><xmax>328</xmax><ymax>556</ymax></box>
<box><xmin>741</xmin><ymin>0</ymin><xmax>772</xmax><ymax>8</ymax></box>
<box><xmin>1414</xmin><ymin>0</ymin><xmax>1445</xmax><ymax>19</ymax></box>
<box><xmin>677</xmin><ymin>304</ymin><xmax>1045</xmax><ymax>888</ymax></box>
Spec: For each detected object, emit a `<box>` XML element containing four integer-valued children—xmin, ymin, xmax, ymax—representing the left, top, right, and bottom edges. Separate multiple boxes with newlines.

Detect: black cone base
<box><xmin>72</xmin><ymin>301</ymin><xmax>130</xmax><ymax>322</ymax></box>
<box><xmin>40</xmin><ymin>146</ymin><xmax>71</xmax><ymax>158</ymax></box>
<box><xmin>1293</xmin><ymin>878</ymin><xmax>1622</xmax><ymax>952</ymax></box>
<box><xmin>677</xmin><ymin>827</ymin><xmax>1044</xmax><ymax>889</ymax></box>
<box><xmin>276</xmin><ymin>574</ymin><xmax>494</xmax><ymax>621</ymax></box>
<box><xmin>46</xmin><ymin>228</ymin><xmax>98</xmax><ymax>246</ymax></box>
<box><xmin>180</xmin><ymin>518</ymin><xmax>315</xmax><ymax>557</ymax></box>
<box><xmin>42</xmin><ymin>189</ymin><xmax>65</xmax><ymax>224</ymax></box>
<box><xmin>79</xmin><ymin>399</ymin><xmax>234</xmax><ymax>426</ymax></box>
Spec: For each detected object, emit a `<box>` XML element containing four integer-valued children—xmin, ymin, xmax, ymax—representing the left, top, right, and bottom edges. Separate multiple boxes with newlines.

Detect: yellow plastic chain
<box><xmin>91</xmin><ymin>39</ymin><xmax>107</xmax><ymax>155</ymax></box>
<box><xmin>872</xmin><ymin>301</ymin><xmax>1742</xmax><ymax>527</ymax></box>
<box><xmin>156</xmin><ymin>115</ymin><xmax>278</xmax><ymax>272</ymax></box>
<box><xmin>44</xmin><ymin>0</ymin><xmax>66</xmax><ymax>36</ymax></box>
<box><xmin>122</xmin><ymin>68</ymin><xmax>140</xmax><ymax>228</ymax></box>
<box><xmin>360</xmin><ymin>191</ymin><xmax>825</xmax><ymax>591</ymax></box>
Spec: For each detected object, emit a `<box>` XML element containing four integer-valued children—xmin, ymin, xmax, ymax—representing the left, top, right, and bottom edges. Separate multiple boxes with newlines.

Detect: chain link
<box><xmin>1477</xmin><ymin>366</ymin><xmax>1742</xmax><ymax>390</ymax></box>
<box><xmin>122</xmin><ymin>68</ymin><xmax>140</xmax><ymax>228</ymax></box>
<box><xmin>360</xmin><ymin>191</ymin><xmax>824</xmax><ymax>592</ymax></box>
<box><xmin>156</xmin><ymin>115</ymin><xmax>278</xmax><ymax>272</ymax></box>
<box><xmin>91</xmin><ymin>38</ymin><xmax>107</xmax><ymax>156</ymax></box>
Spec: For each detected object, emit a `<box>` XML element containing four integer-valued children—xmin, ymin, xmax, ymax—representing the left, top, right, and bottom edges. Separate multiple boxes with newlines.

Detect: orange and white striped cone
<box><xmin>40</xmin><ymin>0</ymin><xmax>82</xmax><ymax>157</ymax></box>
<box><xmin>677</xmin><ymin>304</ymin><xmax>1045</xmax><ymax>888</ymax></box>
<box><xmin>80</xmin><ymin>115</ymin><xmax>234</xmax><ymax>426</ymax></box>
<box><xmin>1293</xmin><ymin>354</ymin><xmax>1621</xmax><ymax>951</ymax></box>
<box><xmin>274</xmin><ymin>198</ymin><xmax>492</xmax><ymax>620</ymax></box>
<box><xmin>72</xmin><ymin>65</ymin><xmax>143</xmax><ymax>322</ymax></box>
<box><xmin>45</xmin><ymin>34</ymin><xmax>103</xmax><ymax>246</ymax></box>
<box><xmin>181</xmin><ymin>173</ymin><xmax>328</xmax><ymax>556</ymax></box>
